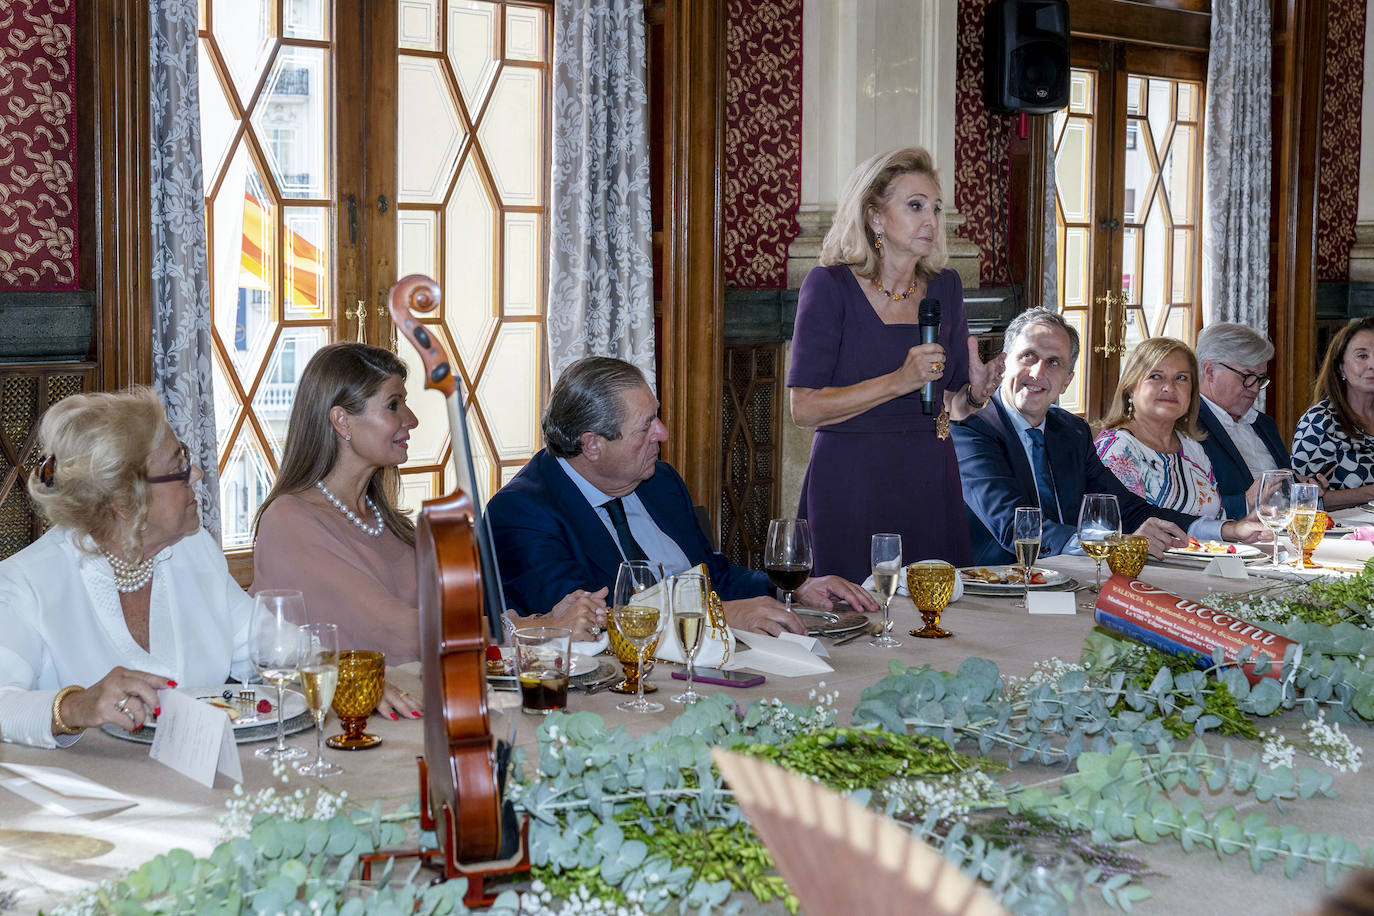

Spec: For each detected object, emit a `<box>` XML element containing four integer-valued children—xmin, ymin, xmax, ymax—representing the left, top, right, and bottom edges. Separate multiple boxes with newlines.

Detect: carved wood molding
<box><xmin>78</xmin><ymin>0</ymin><xmax>154</xmax><ymax>391</ymax></box>
<box><xmin>1271</xmin><ymin>0</ymin><xmax>1327</xmax><ymax>440</ymax></box>
<box><xmin>655</xmin><ymin>0</ymin><xmax>725</xmax><ymax>528</ymax></box>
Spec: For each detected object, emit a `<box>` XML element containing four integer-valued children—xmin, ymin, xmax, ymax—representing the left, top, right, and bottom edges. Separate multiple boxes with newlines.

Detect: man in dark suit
<box><xmin>1195</xmin><ymin>323</ymin><xmax>1294</xmax><ymax>519</ymax></box>
<box><xmin>952</xmin><ymin>309</ymin><xmax>1263</xmax><ymax>565</ymax></box>
<box><xmin>487</xmin><ymin>357</ymin><xmax>877</xmax><ymax>636</ymax></box>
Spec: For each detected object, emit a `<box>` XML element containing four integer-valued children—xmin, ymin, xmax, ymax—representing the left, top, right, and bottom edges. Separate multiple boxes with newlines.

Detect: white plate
<box><xmin>958</xmin><ymin>565</ymin><xmax>1070</xmax><ymax>591</ymax></box>
<box><xmin>486</xmin><ymin>649</ymin><xmax>598</xmax><ymax>684</ymax></box>
<box><xmin>1165</xmin><ymin>542</ymin><xmax>1264</xmax><ymax>561</ymax></box>
<box><xmin>153</xmin><ymin>685</ymin><xmax>307</xmax><ymax>730</ymax></box>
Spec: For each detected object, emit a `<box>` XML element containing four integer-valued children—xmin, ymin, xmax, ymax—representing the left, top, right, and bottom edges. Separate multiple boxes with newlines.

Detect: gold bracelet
<box><xmin>52</xmin><ymin>685</ymin><xmax>85</xmax><ymax>736</ymax></box>
<box><xmin>965</xmin><ymin>386</ymin><xmax>990</xmax><ymax>410</ymax></box>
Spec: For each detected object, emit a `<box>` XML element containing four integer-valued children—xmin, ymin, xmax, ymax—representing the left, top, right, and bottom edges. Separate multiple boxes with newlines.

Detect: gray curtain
<box><xmin>1042</xmin><ymin>126</ymin><xmax>1058</xmax><ymax>311</ymax></box>
<box><xmin>1201</xmin><ymin>0</ymin><xmax>1271</xmax><ymax>330</ymax></box>
<box><xmin>149</xmin><ymin>0</ymin><xmax>221</xmax><ymax>539</ymax></box>
<box><xmin>545</xmin><ymin>0</ymin><xmax>656</xmax><ymax>386</ymax></box>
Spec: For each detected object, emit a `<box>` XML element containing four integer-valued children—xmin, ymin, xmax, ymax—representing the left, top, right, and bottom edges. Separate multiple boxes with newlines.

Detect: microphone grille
<box><xmin>918</xmin><ymin>297</ymin><xmax>941</xmax><ymax>325</ymax></box>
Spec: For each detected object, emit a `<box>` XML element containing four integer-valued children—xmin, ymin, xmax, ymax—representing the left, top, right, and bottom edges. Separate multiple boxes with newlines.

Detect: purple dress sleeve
<box><xmin>787</xmin><ymin>265</ymin><xmax>847</xmax><ymax>389</ymax></box>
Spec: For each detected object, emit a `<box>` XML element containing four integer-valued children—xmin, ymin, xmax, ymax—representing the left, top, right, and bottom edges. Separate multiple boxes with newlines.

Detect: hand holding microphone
<box><xmin>918</xmin><ymin>297</ymin><xmax>942</xmax><ymax>416</ymax></box>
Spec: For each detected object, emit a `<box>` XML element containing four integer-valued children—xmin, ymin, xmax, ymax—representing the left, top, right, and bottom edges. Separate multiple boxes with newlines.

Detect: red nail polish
<box><xmin>411</xmin><ymin>711</ymin><xmax>421</xmax><ymax>718</ymax></box>
<box><xmin>390</xmin><ymin>712</ymin><xmax>399</xmax><ymax>720</ymax></box>
<box><xmin>154</xmin><ymin>706</ymin><xmax>161</xmax><ymax>716</ymax></box>
<box><xmin>135</xmin><ymin>725</ymin><xmax>143</xmax><ymax>732</ymax></box>
<box><xmin>166</xmin><ymin>680</ymin><xmax>178</xmax><ymax>688</ymax></box>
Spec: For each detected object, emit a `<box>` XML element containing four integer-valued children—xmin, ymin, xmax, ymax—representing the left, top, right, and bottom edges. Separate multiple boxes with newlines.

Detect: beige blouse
<box><xmin>252</xmin><ymin>493</ymin><xmax>420</xmax><ymax>664</ymax></box>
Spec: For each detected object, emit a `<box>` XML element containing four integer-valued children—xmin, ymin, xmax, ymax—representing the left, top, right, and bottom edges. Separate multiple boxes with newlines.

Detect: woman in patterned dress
<box><xmin>1292</xmin><ymin>317</ymin><xmax>1374</xmax><ymax>509</ymax></box>
<box><xmin>1094</xmin><ymin>338</ymin><xmax>1226</xmax><ymax>521</ymax></box>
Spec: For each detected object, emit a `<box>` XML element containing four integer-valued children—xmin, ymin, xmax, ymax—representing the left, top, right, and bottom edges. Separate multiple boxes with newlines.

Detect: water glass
<box><xmin>611</xmin><ymin>560</ymin><xmax>666</xmax><ymax>713</ymax></box>
<box><xmin>1077</xmin><ymin>494</ymin><xmax>1121</xmax><ymax>594</ymax></box>
<box><xmin>1256</xmin><ymin>470</ymin><xmax>1296</xmax><ymax>566</ymax></box>
<box><xmin>328</xmin><ymin>650</ymin><xmax>386</xmax><ymax>750</ymax></box>
<box><xmin>250</xmin><ymin>589</ymin><xmax>309</xmax><ymax>761</ymax></box>
<box><xmin>907</xmin><ymin>561</ymin><xmax>956</xmax><ymax>638</ymax></box>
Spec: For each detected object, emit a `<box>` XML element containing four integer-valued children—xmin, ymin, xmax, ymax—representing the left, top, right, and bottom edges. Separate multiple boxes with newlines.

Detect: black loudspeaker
<box><xmin>983</xmin><ymin>0</ymin><xmax>1070</xmax><ymax>115</ymax></box>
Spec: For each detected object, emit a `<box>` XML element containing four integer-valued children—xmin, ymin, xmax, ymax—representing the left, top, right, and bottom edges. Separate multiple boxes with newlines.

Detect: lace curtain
<box><xmin>1201</xmin><ymin>0</ymin><xmax>1272</xmax><ymax>330</ymax></box>
<box><xmin>149</xmin><ymin>0</ymin><xmax>221</xmax><ymax>539</ymax></box>
<box><xmin>1042</xmin><ymin>127</ymin><xmax>1058</xmax><ymax>311</ymax></box>
<box><xmin>545</xmin><ymin>0</ymin><xmax>656</xmax><ymax>386</ymax></box>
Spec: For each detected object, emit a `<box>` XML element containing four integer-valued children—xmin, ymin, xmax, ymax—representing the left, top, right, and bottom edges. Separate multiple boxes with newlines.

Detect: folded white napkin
<box><xmin>637</xmin><ymin>564</ymin><xmax>735</xmax><ymax>668</ymax></box>
<box><xmin>573</xmin><ymin>634</ymin><xmax>609</xmax><ymax>656</ymax></box>
<box><xmin>861</xmin><ymin>561</ymin><xmax>965</xmax><ymax>602</ymax></box>
<box><xmin>1312</xmin><ymin>537</ymin><xmax>1374</xmax><ymax>571</ymax></box>
<box><xmin>728</xmin><ymin>630</ymin><xmax>833</xmax><ymax>677</ymax></box>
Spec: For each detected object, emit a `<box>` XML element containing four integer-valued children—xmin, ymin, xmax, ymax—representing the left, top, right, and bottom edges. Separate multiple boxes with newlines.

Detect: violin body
<box><xmin>389</xmin><ymin>275</ymin><xmax>504</xmax><ymax>865</ymax></box>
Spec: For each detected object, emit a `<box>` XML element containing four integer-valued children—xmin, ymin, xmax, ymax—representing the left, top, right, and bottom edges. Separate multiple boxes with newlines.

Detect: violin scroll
<box><xmin>388</xmin><ymin>274</ymin><xmax>456</xmax><ymax>398</ymax></box>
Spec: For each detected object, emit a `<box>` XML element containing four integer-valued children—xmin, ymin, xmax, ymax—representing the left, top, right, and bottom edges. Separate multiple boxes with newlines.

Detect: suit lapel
<box><xmin>536</xmin><ymin>452</ymin><xmax>626</xmax><ymax>585</ymax></box>
<box><xmin>1199</xmin><ymin>402</ymin><xmax>1246</xmax><ymax>472</ymax></box>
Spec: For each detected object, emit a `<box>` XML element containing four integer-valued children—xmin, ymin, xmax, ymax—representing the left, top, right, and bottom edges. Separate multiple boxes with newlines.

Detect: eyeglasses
<box><xmin>147</xmin><ymin>442</ymin><xmax>193</xmax><ymax>485</ymax></box>
<box><xmin>1220</xmin><ymin>363</ymin><xmax>1271</xmax><ymax>390</ymax></box>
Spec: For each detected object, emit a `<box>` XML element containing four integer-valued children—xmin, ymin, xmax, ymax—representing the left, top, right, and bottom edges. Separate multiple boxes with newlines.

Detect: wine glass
<box><xmin>1013</xmin><ymin>507</ymin><xmax>1042</xmax><ymax>609</ymax></box>
<box><xmin>670</xmin><ymin>572</ymin><xmax>709</xmax><ymax>704</ymax></box>
<box><xmin>1288</xmin><ymin>482</ymin><xmax>1320</xmax><ymax>569</ymax></box>
<box><xmin>764</xmin><ymin>518</ymin><xmax>813</xmax><ymax>614</ymax></box>
<box><xmin>610</xmin><ymin>560</ymin><xmax>666</xmax><ymax>713</ymax></box>
<box><xmin>296</xmin><ymin>623</ymin><xmax>342</xmax><ymax>777</ymax></box>
<box><xmin>1077</xmin><ymin>494</ymin><xmax>1121</xmax><ymax>595</ymax></box>
<box><xmin>869</xmin><ymin>533</ymin><xmax>902</xmax><ymax>648</ymax></box>
<box><xmin>1256</xmin><ymin>469</ymin><xmax>1296</xmax><ymax>566</ymax></box>
<box><xmin>249</xmin><ymin>589</ymin><xmax>309</xmax><ymax>760</ymax></box>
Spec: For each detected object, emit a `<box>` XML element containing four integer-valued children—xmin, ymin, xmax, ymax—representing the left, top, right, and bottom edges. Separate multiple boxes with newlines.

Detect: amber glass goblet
<box><xmin>1106</xmin><ymin>534</ymin><xmax>1150</xmax><ymax>578</ymax></box>
<box><xmin>907</xmin><ymin>561</ymin><xmax>956</xmax><ymax>639</ymax></box>
<box><xmin>606</xmin><ymin>614</ymin><xmax>659</xmax><ymax>695</ymax></box>
<box><xmin>1289</xmin><ymin>509</ymin><xmax>1328</xmax><ymax>568</ymax></box>
<box><xmin>327</xmin><ymin>650</ymin><xmax>385</xmax><ymax>750</ymax></box>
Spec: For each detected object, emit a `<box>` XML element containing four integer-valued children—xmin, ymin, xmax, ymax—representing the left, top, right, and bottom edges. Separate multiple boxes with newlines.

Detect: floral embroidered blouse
<box><xmin>1094</xmin><ymin>427</ymin><xmax>1225</xmax><ymax>520</ymax></box>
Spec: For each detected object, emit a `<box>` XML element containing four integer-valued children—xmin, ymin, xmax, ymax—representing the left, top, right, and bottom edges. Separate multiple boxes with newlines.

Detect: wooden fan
<box><xmin>712</xmin><ymin>748</ymin><xmax>1009</xmax><ymax>916</ymax></box>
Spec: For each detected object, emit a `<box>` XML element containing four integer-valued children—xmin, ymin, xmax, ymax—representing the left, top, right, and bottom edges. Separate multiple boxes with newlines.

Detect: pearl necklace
<box><xmin>103</xmin><ymin>551</ymin><xmax>154</xmax><ymax>593</ymax></box>
<box><xmin>316</xmin><ymin>480</ymin><xmax>385</xmax><ymax>537</ymax></box>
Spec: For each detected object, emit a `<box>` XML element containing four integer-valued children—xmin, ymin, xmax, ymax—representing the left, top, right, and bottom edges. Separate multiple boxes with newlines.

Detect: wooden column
<box><xmin>78</xmin><ymin>0</ymin><xmax>154</xmax><ymax>390</ymax></box>
<box><xmin>655</xmin><ymin>0</ymin><xmax>725</xmax><ymax>521</ymax></box>
<box><xmin>1270</xmin><ymin>0</ymin><xmax>1327</xmax><ymax>438</ymax></box>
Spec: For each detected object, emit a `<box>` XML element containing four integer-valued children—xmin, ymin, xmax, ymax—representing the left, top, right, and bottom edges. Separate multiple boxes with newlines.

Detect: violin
<box><xmin>387</xmin><ymin>275</ymin><xmax>518</xmax><ymax>871</ymax></box>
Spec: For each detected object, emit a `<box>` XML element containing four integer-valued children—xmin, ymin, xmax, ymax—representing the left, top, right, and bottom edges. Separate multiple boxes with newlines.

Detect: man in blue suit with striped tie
<box><xmin>952</xmin><ymin>309</ymin><xmax>1264</xmax><ymax>566</ymax></box>
<box><xmin>487</xmin><ymin>357</ymin><xmax>877</xmax><ymax>635</ymax></box>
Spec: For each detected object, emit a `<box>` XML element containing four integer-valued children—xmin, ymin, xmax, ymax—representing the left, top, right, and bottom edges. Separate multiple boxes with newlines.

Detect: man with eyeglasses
<box><xmin>1195</xmin><ymin>323</ymin><xmax>1298</xmax><ymax>517</ymax></box>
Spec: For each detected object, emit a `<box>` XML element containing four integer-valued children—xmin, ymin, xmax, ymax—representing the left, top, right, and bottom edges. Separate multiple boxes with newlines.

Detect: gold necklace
<box><xmin>873</xmin><ymin>276</ymin><xmax>917</xmax><ymax>300</ymax></box>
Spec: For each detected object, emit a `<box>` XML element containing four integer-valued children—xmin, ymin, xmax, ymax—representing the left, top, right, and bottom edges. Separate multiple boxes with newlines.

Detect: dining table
<box><xmin>2</xmin><ymin>552</ymin><xmax>1370</xmax><ymax>915</ymax></box>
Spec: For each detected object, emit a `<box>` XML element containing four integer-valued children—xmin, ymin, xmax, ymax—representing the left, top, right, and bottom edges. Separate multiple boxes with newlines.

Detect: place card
<box><xmin>1026</xmin><ymin>591</ymin><xmax>1076</xmax><ymax>615</ymax></box>
<box><xmin>0</xmin><ymin>762</ymin><xmax>136</xmax><ymax>817</ymax></box>
<box><xmin>1207</xmin><ymin>555</ymin><xmax>1249</xmax><ymax>579</ymax></box>
<box><xmin>149</xmin><ymin>688</ymin><xmax>242</xmax><ymax>788</ymax></box>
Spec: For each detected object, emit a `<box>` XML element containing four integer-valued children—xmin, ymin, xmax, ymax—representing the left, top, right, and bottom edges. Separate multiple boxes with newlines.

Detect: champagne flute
<box><xmin>764</xmin><ymin>518</ymin><xmax>813</xmax><ymax>615</ymax></box>
<box><xmin>296</xmin><ymin>623</ymin><xmax>342</xmax><ymax>777</ymax></box>
<box><xmin>869</xmin><ymin>533</ymin><xmax>902</xmax><ymax>648</ymax></box>
<box><xmin>1077</xmin><ymin>494</ymin><xmax>1121</xmax><ymax>594</ymax></box>
<box><xmin>250</xmin><ymin>589</ymin><xmax>309</xmax><ymax>761</ymax></box>
<box><xmin>611</xmin><ymin>560</ymin><xmax>666</xmax><ymax>713</ymax></box>
<box><xmin>670</xmin><ymin>572</ymin><xmax>709</xmax><ymax>704</ymax></box>
<box><xmin>1257</xmin><ymin>469</ymin><xmax>1296</xmax><ymax>566</ymax></box>
<box><xmin>1288</xmin><ymin>482</ymin><xmax>1320</xmax><ymax>569</ymax></box>
<box><xmin>1013</xmin><ymin>507</ymin><xmax>1042</xmax><ymax>609</ymax></box>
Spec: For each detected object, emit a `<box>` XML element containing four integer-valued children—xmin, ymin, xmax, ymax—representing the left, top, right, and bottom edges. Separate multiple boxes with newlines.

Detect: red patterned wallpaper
<box><xmin>955</xmin><ymin>0</ymin><xmax>1013</xmax><ymax>287</ymax></box>
<box><xmin>0</xmin><ymin>0</ymin><xmax>78</xmax><ymax>291</ymax></box>
<box><xmin>723</xmin><ymin>0</ymin><xmax>802</xmax><ymax>290</ymax></box>
<box><xmin>1316</xmin><ymin>0</ymin><xmax>1368</xmax><ymax>283</ymax></box>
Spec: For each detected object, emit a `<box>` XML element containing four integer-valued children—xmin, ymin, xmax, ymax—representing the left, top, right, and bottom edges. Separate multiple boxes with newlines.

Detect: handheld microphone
<box><xmin>918</xmin><ymin>297</ymin><xmax>941</xmax><ymax>416</ymax></box>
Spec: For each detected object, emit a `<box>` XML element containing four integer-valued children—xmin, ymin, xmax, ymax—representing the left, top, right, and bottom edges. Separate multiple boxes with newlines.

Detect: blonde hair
<box><xmin>818</xmin><ymin>146</ymin><xmax>949</xmax><ymax>282</ymax></box>
<box><xmin>27</xmin><ymin>387</ymin><xmax>171</xmax><ymax>558</ymax></box>
<box><xmin>1097</xmin><ymin>337</ymin><xmax>1205</xmax><ymax>441</ymax></box>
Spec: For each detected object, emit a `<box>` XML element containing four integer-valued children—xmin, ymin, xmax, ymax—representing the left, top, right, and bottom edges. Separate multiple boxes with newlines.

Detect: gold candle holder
<box><xmin>907</xmin><ymin>561</ymin><xmax>956</xmax><ymax>639</ymax></box>
<box><xmin>327</xmin><ymin>650</ymin><xmax>385</xmax><ymax>750</ymax></box>
<box><xmin>1106</xmin><ymin>534</ymin><xmax>1150</xmax><ymax>578</ymax></box>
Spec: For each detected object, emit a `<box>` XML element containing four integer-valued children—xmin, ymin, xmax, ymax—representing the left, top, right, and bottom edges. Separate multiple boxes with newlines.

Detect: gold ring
<box><xmin>932</xmin><ymin>361</ymin><xmax>944</xmax><ymax>373</ymax></box>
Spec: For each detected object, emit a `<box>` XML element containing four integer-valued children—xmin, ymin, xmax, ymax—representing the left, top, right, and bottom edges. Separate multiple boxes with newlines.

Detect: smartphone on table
<box><xmin>671</xmin><ymin>668</ymin><xmax>764</xmax><ymax>688</ymax></box>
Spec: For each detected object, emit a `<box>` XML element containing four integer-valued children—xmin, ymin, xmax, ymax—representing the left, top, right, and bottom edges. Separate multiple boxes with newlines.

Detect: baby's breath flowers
<box><xmin>217</xmin><ymin>761</ymin><xmax>348</xmax><ymax>838</ymax></box>
<box><xmin>1004</xmin><ymin>658</ymin><xmax>1085</xmax><ymax>702</ymax></box>
<box><xmin>1259</xmin><ymin>713</ymin><xmax>1362</xmax><ymax>774</ymax></box>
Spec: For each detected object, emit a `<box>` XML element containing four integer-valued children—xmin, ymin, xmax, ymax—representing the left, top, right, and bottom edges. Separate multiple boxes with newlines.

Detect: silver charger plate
<box><xmin>796</xmin><ymin>608</ymin><xmax>870</xmax><ymax>637</ymax></box>
<box><xmin>101</xmin><ymin>710</ymin><xmax>316</xmax><ymax>745</ymax></box>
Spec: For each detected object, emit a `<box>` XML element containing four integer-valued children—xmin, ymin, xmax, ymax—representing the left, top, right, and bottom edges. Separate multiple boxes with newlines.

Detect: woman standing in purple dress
<box><xmin>788</xmin><ymin>147</ymin><xmax>1004</xmax><ymax>581</ymax></box>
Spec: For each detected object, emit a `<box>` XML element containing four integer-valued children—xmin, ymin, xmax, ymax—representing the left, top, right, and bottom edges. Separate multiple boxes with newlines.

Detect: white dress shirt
<box><xmin>1202</xmin><ymin>395</ymin><xmax>1280</xmax><ymax>479</ymax></box>
<box><xmin>0</xmin><ymin>527</ymin><xmax>254</xmax><ymax>748</ymax></box>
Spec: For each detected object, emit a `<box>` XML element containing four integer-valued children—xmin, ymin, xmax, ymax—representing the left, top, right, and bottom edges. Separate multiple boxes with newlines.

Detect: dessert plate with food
<box><xmin>102</xmin><ymin>685</ymin><xmax>310</xmax><ymax>744</ymax></box>
<box><xmin>1164</xmin><ymin>538</ymin><xmax>1265</xmax><ymax>562</ymax></box>
<box><xmin>957</xmin><ymin>565</ymin><xmax>1072</xmax><ymax>594</ymax></box>
<box><xmin>484</xmin><ymin>646</ymin><xmax>602</xmax><ymax>686</ymax></box>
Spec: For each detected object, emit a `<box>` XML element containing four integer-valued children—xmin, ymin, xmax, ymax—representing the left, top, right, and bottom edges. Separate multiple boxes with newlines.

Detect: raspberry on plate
<box><xmin>256</xmin><ymin>698</ymin><xmax>273</xmax><ymax>714</ymax></box>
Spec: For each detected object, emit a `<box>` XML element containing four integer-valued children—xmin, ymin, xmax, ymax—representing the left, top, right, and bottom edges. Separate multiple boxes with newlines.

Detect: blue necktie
<box><xmin>602</xmin><ymin>498</ymin><xmax>649</xmax><ymax>562</ymax></box>
<box><xmin>1025</xmin><ymin>428</ymin><xmax>1059</xmax><ymax>522</ymax></box>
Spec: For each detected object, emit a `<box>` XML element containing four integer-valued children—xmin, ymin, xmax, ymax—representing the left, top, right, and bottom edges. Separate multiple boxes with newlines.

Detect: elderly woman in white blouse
<box><xmin>1094</xmin><ymin>337</ymin><xmax>1266</xmax><ymax>544</ymax></box>
<box><xmin>0</xmin><ymin>388</ymin><xmax>253</xmax><ymax>748</ymax></box>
